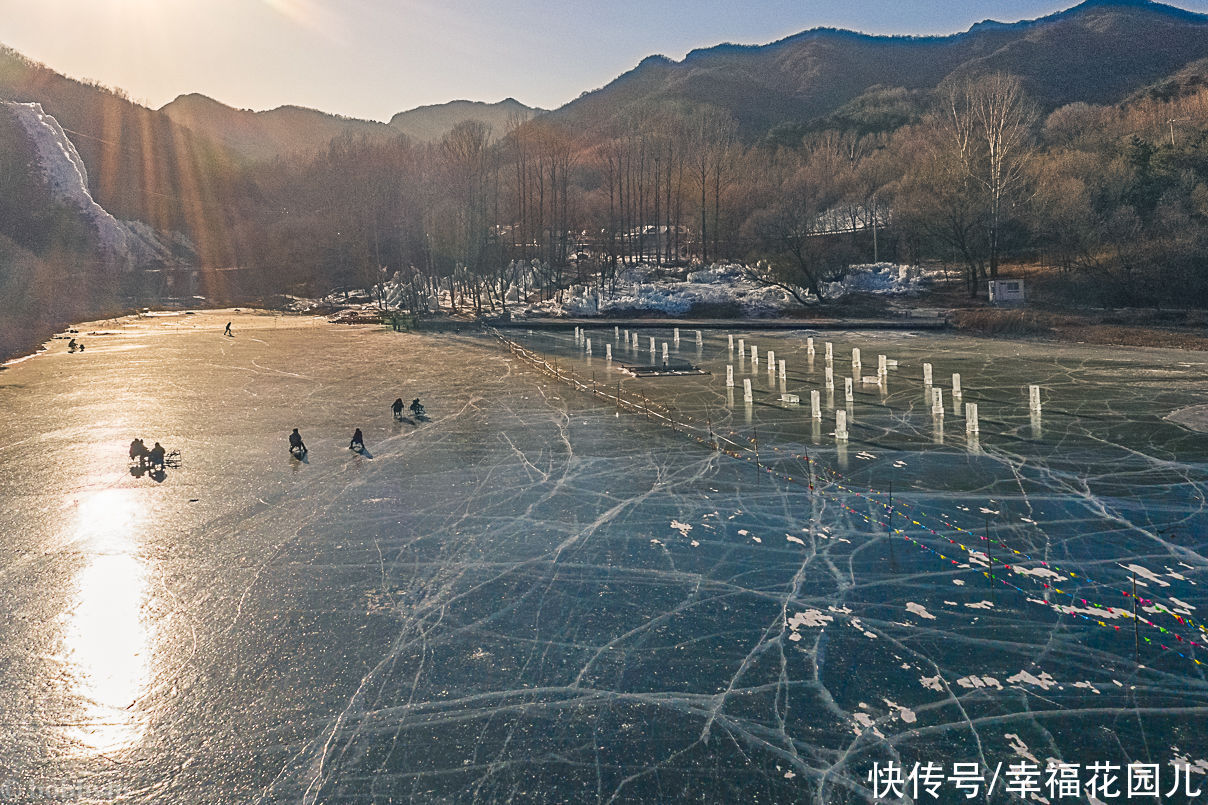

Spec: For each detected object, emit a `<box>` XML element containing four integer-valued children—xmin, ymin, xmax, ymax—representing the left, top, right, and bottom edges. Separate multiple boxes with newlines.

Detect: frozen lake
<box><xmin>2</xmin><ymin>311</ymin><xmax>1206</xmax><ymax>803</ymax></box>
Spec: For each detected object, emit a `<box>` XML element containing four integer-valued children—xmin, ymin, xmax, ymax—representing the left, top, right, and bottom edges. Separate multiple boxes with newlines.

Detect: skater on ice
<box><xmin>224</xmin><ymin>322</ymin><xmax>233</xmax><ymax>337</ymax></box>
<box><xmin>288</xmin><ymin>428</ymin><xmax>307</xmax><ymax>457</ymax></box>
<box><xmin>392</xmin><ymin>398</ymin><xmax>405</xmax><ymax>420</ymax></box>
<box><xmin>148</xmin><ymin>442</ymin><xmax>166</xmax><ymax>469</ymax></box>
<box><xmin>349</xmin><ymin>428</ymin><xmax>365</xmax><ymax>451</ymax></box>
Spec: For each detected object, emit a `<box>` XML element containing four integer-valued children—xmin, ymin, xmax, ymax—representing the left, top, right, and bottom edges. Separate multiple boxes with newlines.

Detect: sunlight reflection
<box><xmin>62</xmin><ymin>488</ymin><xmax>150</xmax><ymax>756</ymax></box>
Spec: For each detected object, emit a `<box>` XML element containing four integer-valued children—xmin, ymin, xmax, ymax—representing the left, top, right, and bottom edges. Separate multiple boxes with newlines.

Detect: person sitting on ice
<box><xmin>289</xmin><ymin>428</ymin><xmax>306</xmax><ymax>455</ymax></box>
<box><xmin>68</xmin><ymin>338</ymin><xmax>78</xmax><ymax>352</ymax></box>
<box><xmin>129</xmin><ymin>438</ymin><xmax>148</xmax><ymax>466</ymax></box>
<box><xmin>410</xmin><ymin>398</ymin><xmax>425</xmax><ymax>417</ymax></box>
<box><xmin>392</xmin><ymin>398</ymin><xmax>405</xmax><ymax>419</ymax></box>
<box><xmin>148</xmin><ymin>442</ymin><xmax>166</xmax><ymax>469</ymax></box>
<box><xmin>349</xmin><ymin>428</ymin><xmax>365</xmax><ymax>450</ymax></box>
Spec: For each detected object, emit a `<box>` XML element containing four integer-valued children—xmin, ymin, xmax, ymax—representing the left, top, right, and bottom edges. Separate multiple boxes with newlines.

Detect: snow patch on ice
<box><xmin>906</xmin><ymin>602</ymin><xmax>936</xmax><ymax>620</ymax></box>
<box><xmin>1013</xmin><ymin>566</ymin><xmax>1063</xmax><ymax>581</ymax></box>
<box><xmin>788</xmin><ymin>610</ymin><xmax>833</xmax><ymax>630</ymax></box>
<box><xmin>1006</xmin><ymin>733</ymin><xmax>1040</xmax><ymax>764</ymax></box>
<box><xmin>920</xmin><ymin>675</ymin><xmax>944</xmax><ymax>692</ymax></box>
<box><xmin>883</xmin><ymin>699</ymin><xmax>917</xmax><ymax>724</ymax></box>
<box><xmin>852</xmin><ymin>711</ymin><xmax>883</xmax><ymax>738</ymax></box>
<box><xmin>956</xmin><ymin>675</ymin><xmax>1002</xmax><ymax>690</ymax></box>
<box><xmin>1008</xmin><ymin>670</ymin><xmax>1058</xmax><ymax>690</ymax></box>
<box><xmin>1122</xmin><ymin>563</ymin><xmax>1170</xmax><ymax>588</ymax></box>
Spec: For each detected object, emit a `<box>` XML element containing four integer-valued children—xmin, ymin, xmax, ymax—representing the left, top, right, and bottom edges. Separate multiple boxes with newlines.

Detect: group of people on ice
<box><xmin>392</xmin><ymin>397</ymin><xmax>425</xmax><ymax>420</ymax></box>
<box><xmin>289</xmin><ymin>398</ymin><xmax>425</xmax><ymax>458</ymax></box>
<box><xmin>129</xmin><ymin>438</ymin><xmax>170</xmax><ymax>469</ymax></box>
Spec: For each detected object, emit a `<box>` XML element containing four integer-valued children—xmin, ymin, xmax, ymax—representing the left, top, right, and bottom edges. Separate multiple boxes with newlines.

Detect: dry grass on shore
<box><xmin>952</xmin><ymin>308</ymin><xmax>1208</xmax><ymax>351</ymax></box>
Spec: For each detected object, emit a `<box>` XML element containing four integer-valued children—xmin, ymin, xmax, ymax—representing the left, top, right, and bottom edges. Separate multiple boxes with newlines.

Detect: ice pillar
<box><xmin>825</xmin><ymin>365</ymin><xmax>835</xmax><ymax>389</ymax></box>
<box><xmin>844</xmin><ymin>376</ymin><xmax>854</xmax><ymax>402</ymax></box>
<box><xmin>1029</xmin><ymin>385</ymin><xmax>1042</xmax><ymax>412</ymax></box>
<box><xmin>810</xmin><ymin>390</ymin><xmax>821</xmax><ymax>419</ymax></box>
<box><xmin>835</xmin><ymin>409</ymin><xmax>848</xmax><ymax>441</ymax></box>
<box><xmin>923</xmin><ymin>363</ymin><xmax>933</xmax><ymax>385</ymax></box>
<box><xmin>952</xmin><ymin>373</ymin><xmax>962</xmax><ymax>396</ymax></box>
<box><xmin>743</xmin><ymin>378</ymin><xmax>753</xmax><ymax>402</ymax></box>
<box><xmin>726</xmin><ymin>365</ymin><xmax>734</xmax><ymax>387</ymax></box>
<box><xmin>965</xmin><ymin>402</ymin><xmax>979</xmax><ymax>434</ymax></box>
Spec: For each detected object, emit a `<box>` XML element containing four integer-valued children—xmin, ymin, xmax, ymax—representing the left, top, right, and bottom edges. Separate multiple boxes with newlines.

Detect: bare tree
<box><xmin>941</xmin><ymin>73</ymin><xmax>1038</xmax><ymax>280</ymax></box>
<box><xmin>742</xmin><ymin>158</ymin><xmax>855</xmax><ymax>302</ymax></box>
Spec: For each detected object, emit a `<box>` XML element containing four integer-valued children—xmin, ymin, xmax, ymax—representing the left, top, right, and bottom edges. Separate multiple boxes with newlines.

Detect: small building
<box><xmin>988</xmin><ymin>279</ymin><xmax>1026</xmax><ymax>305</ymax></box>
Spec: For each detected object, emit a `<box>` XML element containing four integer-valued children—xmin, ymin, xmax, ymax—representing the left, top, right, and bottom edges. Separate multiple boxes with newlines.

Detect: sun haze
<box><xmin>3</xmin><ymin>0</ymin><xmax>1206</xmax><ymax>120</ymax></box>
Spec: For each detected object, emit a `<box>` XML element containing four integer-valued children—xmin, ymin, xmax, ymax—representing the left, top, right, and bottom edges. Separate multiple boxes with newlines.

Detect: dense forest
<box><xmin>225</xmin><ymin>68</ymin><xmax>1208</xmax><ymax>312</ymax></box>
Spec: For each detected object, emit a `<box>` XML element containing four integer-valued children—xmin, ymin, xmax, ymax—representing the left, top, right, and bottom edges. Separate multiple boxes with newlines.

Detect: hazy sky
<box><xmin>2</xmin><ymin>0</ymin><xmax>1207</xmax><ymax>120</ymax></box>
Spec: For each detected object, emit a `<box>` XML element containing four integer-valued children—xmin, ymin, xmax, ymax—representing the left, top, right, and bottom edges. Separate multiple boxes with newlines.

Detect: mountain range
<box><xmin>551</xmin><ymin>0</ymin><xmax>1208</xmax><ymax>135</ymax></box>
<box><xmin>158</xmin><ymin>95</ymin><xmax>537</xmax><ymax>162</ymax></box>
<box><xmin>2</xmin><ymin>0</ymin><xmax>1208</xmax><ymax>273</ymax></box>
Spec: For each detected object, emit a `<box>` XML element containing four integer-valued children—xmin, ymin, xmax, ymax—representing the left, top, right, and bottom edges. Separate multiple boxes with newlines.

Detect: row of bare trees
<box><xmin>235</xmin><ymin>71</ymin><xmax>1208</xmax><ymax>310</ymax></box>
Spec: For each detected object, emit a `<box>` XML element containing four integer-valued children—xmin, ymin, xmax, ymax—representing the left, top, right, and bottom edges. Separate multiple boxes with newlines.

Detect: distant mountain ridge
<box><xmin>159</xmin><ymin>93</ymin><xmax>392</xmax><ymax>161</ymax></box>
<box><xmin>388</xmin><ymin>98</ymin><xmax>537</xmax><ymax>142</ymax></box>
<box><xmin>159</xmin><ymin>94</ymin><xmax>539</xmax><ymax>161</ymax></box>
<box><xmin>551</xmin><ymin>0</ymin><xmax>1208</xmax><ymax>135</ymax></box>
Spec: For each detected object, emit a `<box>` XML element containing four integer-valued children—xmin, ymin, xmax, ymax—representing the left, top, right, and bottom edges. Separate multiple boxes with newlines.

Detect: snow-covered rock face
<box><xmin>4</xmin><ymin>101</ymin><xmax>183</xmax><ymax>267</ymax></box>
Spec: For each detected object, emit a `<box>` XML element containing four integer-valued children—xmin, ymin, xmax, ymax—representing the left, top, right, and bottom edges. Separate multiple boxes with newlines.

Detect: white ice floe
<box><xmin>906</xmin><ymin>602</ymin><xmax>936</xmax><ymax>620</ymax></box>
